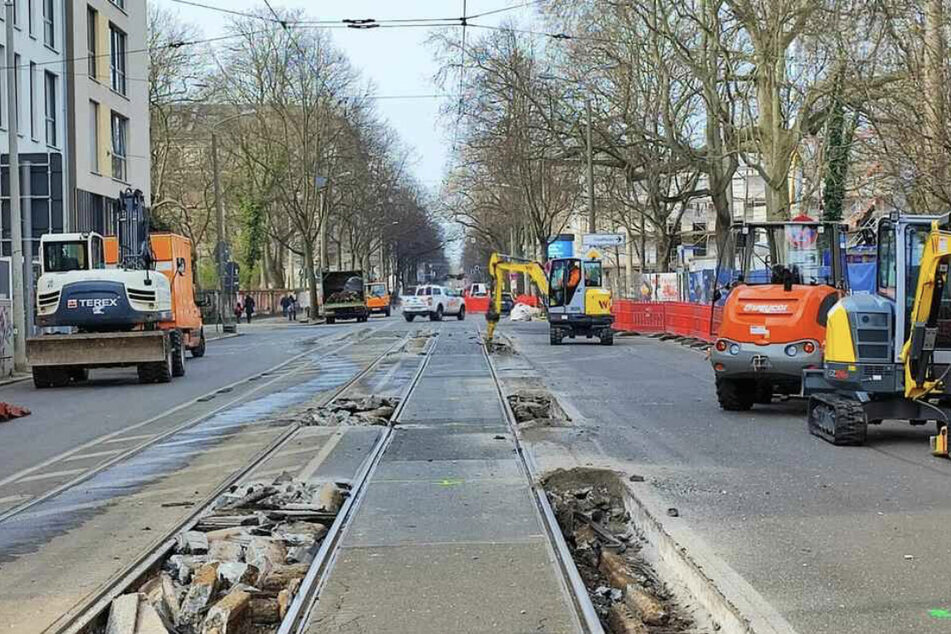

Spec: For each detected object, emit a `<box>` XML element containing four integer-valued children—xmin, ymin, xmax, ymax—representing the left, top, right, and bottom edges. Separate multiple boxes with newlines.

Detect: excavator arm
<box><xmin>902</xmin><ymin>218</ymin><xmax>951</xmax><ymax>399</ymax></box>
<box><xmin>485</xmin><ymin>253</ymin><xmax>548</xmax><ymax>343</ymax></box>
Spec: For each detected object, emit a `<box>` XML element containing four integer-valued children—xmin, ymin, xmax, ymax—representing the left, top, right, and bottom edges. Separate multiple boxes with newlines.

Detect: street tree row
<box><xmin>435</xmin><ymin>0</ymin><xmax>951</xmax><ymax>274</ymax></box>
<box><xmin>148</xmin><ymin>6</ymin><xmax>446</xmax><ymax>310</ymax></box>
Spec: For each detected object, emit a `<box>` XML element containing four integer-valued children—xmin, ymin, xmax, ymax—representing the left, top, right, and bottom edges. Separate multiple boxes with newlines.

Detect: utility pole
<box><xmin>211</xmin><ymin>132</ymin><xmax>234</xmax><ymax>332</ymax></box>
<box><xmin>5</xmin><ymin>2</ymin><xmax>25</xmax><ymax>371</ymax></box>
<box><xmin>586</xmin><ymin>97</ymin><xmax>595</xmax><ymax>233</ymax></box>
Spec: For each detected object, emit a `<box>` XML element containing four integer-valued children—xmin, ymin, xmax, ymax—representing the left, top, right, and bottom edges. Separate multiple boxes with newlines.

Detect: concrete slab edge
<box><xmin>500</xmin><ymin>327</ymin><xmax>796</xmax><ymax>634</ymax></box>
<box><xmin>621</xmin><ymin>481</ymin><xmax>798</xmax><ymax>634</ymax></box>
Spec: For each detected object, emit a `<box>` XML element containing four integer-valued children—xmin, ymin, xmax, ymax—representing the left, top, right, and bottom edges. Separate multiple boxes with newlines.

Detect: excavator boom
<box><xmin>485</xmin><ymin>253</ymin><xmax>548</xmax><ymax>343</ymax></box>
<box><xmin>902</xmin><ymin>218</ymin><xmax>951</xmax><ymax>399</ymax></box>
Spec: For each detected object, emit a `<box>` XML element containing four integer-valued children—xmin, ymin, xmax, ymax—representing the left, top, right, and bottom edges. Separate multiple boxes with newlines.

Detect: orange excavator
<box><xmin>709</xmin><ymin>220</ymin><xmax>848</xmax><ymax>410</ymax></box>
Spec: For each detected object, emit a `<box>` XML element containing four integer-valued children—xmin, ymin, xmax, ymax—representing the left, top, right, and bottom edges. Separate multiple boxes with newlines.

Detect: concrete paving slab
<box><xmin>345</xmin><ymin>478</ymin><xmax>540</xmax><ymax>546</ymax></box>
<box><xmin>383</xmin><ymin>429</ymin><xmax>517</xmax><ymax>462</ymax></box>
<box><xmin>373</xmin><ymin>458</ymin><xmax>524</xmax><ymax>482</ymax></box>
<box><xmin>396</xmin><ymin>421</ymin><xmax>510</xmax><ymax>435</ymax></box>
<box><xmin>307</xmin><ymin>541</ymin><xmax>579</xmax><ymax>634</ymax></box>
<box><xmin>307</xmin><ymin>427</ymin><xmax>384</xmax><ymax>483</ymax></box>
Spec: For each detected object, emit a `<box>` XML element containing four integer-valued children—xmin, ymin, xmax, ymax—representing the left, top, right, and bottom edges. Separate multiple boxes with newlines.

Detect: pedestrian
<box><xmin>280</xmin><ymin>294</ymin><xmax>290</xmax><ymax>319</ymax></box>
<box><xmin>234</xmin><ymin>300</ymin><xmax>243</xmax><ymax>321</ymax></box>
<box><xmin>244</xmin><ymin>294</ymin><xmax>256</xmax><ymax>324</ymax></box>
<box><xmin>288</xmin><ymin>294</ymin><xmax>298</xmax><ymax>321</ymax></box>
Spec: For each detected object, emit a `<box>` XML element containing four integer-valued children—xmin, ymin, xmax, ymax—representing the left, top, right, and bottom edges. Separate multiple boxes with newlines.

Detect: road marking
<box><xmin>297</xmin><ymin>429</ymin><xmax>347</xmax><ymax>481</ymax></box>
<box><xmin>0</xmin><ymin>494</ymin><xmax>31</xmax><ymax>505</ymax></box>
<box><xmin>254</xmin><ymin>464</ymin><xmax>306</xmax><ymax>479</ymax></box>
<box><xmin>16</xmin><ymin>468</ymin><xmax>88</xmax><ymax>483</ymax></box>
<box><xmin>102</xmin><ymin>433</ymin><xmax>157</xmax><ymax>445</ymax></box>
<box><xmin>62</xmin><ymin>448</ymin><xmax>125</xmax><ymax>462</ymax></box>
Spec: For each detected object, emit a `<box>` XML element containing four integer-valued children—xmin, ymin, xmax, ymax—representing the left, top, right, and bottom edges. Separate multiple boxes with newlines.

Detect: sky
<box><xmin>153</xmin><ymin>0</ymin><xmax>538</xmax><ymax>192</ymax></box>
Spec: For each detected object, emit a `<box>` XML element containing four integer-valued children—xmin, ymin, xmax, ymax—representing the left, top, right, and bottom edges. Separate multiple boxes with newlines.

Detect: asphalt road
<box><xmin>0</xmin><ymin>318</ymin><xmax>386</xmax><ymax>481</ymax></box>
<box><xmin>507</xmin><ymin>321</ymin><xmax>951</xmax><ymax>634</ymax></box>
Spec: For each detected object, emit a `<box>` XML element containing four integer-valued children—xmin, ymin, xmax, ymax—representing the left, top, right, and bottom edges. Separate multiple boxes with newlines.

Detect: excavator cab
<box><xmin>547</xmin><ymin>256</ymin><xmax>613</xmax><ymax>345</ymax></box>
<box><xmin>710</xmin><ymin>221</ymin><xmax>848</xmax><ymax>410</ymax></box>
<box><xmin>803</xmin><ymin>214</ymin><xmax>951</xmax><ymax>447</ymax></box>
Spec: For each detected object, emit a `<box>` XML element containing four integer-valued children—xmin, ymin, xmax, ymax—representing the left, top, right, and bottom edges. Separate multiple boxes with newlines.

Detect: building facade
<box><xmin>65</xmin><ymin>0</ymin><xmax>149</xmax><ymax>235</ymax></box>
<box><xmin>0</xmin><ymin>0</ymin><xmax>69</xmax><ymax>266</ymax></box>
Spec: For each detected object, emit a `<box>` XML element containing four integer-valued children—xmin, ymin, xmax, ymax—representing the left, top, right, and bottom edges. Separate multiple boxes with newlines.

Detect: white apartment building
<box><xmin>0</xmin><ymin>0</ymin><xmax>69</xmax><ymax>268</ymax></box>
<box><xmin>65</xmin><ymin>0</ymin><xmax>149</xmax><ymax>235</ymax></box>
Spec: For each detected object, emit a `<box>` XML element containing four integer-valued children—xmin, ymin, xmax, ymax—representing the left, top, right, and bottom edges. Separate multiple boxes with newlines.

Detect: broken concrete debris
<box><xmin>507</xmin><ymin>390</ymin><xmax>569</xmax><ymax>427</ymax></box>
<box><xmin>303</xmin><ymin>395</ymin><xmax>399</xmax><ymax>427</ymax></box>
<box><xmin>104</xmin><ymin>475</ymin><xmax>347</xmax><ymax>634</ymax></box>
<box><xmin>544</xmin><ymin>468</ymin><xmax>698</xmax><ymax>633</ymax></box>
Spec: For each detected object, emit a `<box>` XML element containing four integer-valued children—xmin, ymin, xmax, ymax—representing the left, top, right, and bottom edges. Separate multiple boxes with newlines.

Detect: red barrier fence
<box><xmin>465</xmin><ymin>295</ymin><xmax>491</xmax><ymax>314</ymax></box>
<box><xmin>612</xmin><ymin>300</ymin><xmax>721</xmax><ymax>343</ymax></box>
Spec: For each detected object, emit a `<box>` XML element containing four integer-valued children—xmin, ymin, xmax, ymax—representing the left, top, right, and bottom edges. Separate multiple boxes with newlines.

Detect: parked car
<box><xmin>501</xmin><ymin>292</ymin><xmax>515</xmax><ymax>314</ymax></box>
<box><xmin>402</xmin><ymin>285</ymin><xmax>466</xmax><ymax>322</ymax></box>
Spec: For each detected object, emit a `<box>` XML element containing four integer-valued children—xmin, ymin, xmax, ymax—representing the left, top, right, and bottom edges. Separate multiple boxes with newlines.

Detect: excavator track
<box><xmin>808</xmin><ymin>393</ymin><xmax>868</xmax><ymax>445</ymax></box>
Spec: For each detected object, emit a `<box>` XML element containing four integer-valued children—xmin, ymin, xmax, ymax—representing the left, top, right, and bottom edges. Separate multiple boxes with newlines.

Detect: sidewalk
<box><xmin>306</xmin><ymin>328</ymin><xmax>580</xmax><ymax>633</ymax></box>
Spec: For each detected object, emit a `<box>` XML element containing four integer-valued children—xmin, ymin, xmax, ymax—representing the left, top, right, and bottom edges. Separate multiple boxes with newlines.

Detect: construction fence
<box><xmin>611</xmin><ymin>300</ymin><xmax>722</xmax><ymax>343</ymax></box>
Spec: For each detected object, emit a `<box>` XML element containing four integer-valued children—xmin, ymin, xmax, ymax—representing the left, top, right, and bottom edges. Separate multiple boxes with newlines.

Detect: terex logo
<box><xmin>743</xmin><ymin>303</ymin><xmax>789</xmax><ymax>314</ymax></box>
<box><xmin>67</xmin><ymin>297</ymin><xmax>119</xmax><ymax>315</ymax></box>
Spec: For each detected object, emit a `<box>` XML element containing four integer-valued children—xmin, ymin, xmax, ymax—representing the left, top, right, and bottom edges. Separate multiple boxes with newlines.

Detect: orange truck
<box><xmin>365</xmin><ymin>282</ymin><xmax>391</xmax><ymax>317</ymax></box>
<box><xmin>27</xmin><ymin>230</ymin><xmax>205</xmax><ymax>387</ymax></box>
<box><xmin>709</xmin><ymin>221</ymin><xmax>848</xmax><ymax>410</ymax></box>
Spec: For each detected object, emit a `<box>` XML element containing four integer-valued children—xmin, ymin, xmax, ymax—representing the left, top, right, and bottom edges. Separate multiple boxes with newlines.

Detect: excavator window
<box><xmin>583</xmin><ymin>262</ymin><xmax>602</xmax><ymax>287</ymax></box>
<box><xmin>905</xmin><ymin>225</ymin><xmax>951</xmax><ymax>348</ymax></box>
<box><xmin>877</xmin><ymin>220</ymin><xmax>897</xmax><ymax>300</ymax></box>
<box><xmin>43</xmin><ymin>241</ymin><xmax>88</xmax><ymax>273</ymax></box>
<box><xmin>549</xmin><ymin>259</ymin><xmax>582</xmax><ymax>307</ymax></box>
<box><xmin>90</xmin><ymin>236</ymin><xmax>105</xmax><ymax>270</ymax></box>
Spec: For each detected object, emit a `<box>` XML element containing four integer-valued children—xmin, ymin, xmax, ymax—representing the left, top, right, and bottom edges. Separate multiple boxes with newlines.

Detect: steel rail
<box><xmin>52</xmin><ymin>326</ymin><xmax>414</xmax><ymax>634</ymax></box>
<box><xmin>481</xmin><ymin>333</ymin><xmax>606</xmax><ymax>634</ymax></box>
<box><xmin>0</xmin><ymin>323</ymin><xmax>391</xmax><ymax>525</ymax></box>
<box><xmin>277</xmin><ymin>328</ymin><xmax>440</xmax><ymax>634</ymax></box>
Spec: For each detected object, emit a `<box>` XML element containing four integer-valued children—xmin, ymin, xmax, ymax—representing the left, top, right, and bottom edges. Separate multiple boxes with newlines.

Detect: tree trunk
<box><xmin>924</xmin><ymin>0</ymin><xmax>946</xmax><ymax>210</ymax></box>
<box><xmin>303</xmin><ymin>240</ymin><xmax>319</xmax><ymax>321</ymax></box>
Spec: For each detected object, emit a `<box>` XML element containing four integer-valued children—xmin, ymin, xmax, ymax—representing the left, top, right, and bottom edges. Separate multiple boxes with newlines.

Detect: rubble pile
<box><xmin>544</xmin><ymin>470</ymin><xmax>695</xmax><ymax>634</ymax></box>
<box><xmin>507</xmin><ymin>390</ymin><xmax>567</xmax><ymax>427</ymax></box>
<box><xmin>102</xmin><ymin>474</ymin><xmax>349</xmax><ymax>634</ymax></box>
<box><xmin>486</xmin><ymin>339</ymin><xmax>515</xmax><ymax>355</ymax></box>
<box><xmin>325</xmin><ymin>290</ymin><xmax>362</xmax><ymax>303</ymax></box>
<box><xmin>303</xmin><ymin>395</ymin><xmax>399</xmax><ymax>426</ymax></box>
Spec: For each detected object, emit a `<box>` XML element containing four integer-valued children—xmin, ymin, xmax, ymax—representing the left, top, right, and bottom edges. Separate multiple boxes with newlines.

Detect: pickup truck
<box><xmin>322</xmin><ymin>271</ymin><xmax>369</xmax><ymax>324</ymax></box>
<box><xmin>403</xmin><ymin>285</ymin><xmax>466</xmax><ymax>322</ymax></box>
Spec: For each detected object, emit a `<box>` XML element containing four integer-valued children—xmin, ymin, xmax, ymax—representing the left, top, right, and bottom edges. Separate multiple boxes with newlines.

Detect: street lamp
<box><xmin>210</xmin><ymin>110</ymin><xmax>253</xmax><ymax>332</ymax></box>
<box><xmin>537</xmin><ymin>73</ymin><xmax>596</xmax><ymax>234</ymax></box>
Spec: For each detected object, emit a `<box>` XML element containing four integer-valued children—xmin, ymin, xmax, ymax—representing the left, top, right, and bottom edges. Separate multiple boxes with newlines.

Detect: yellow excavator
<box><xmin>801</xmin><ymin>213</ymin><xmax>951</xmax><ymax>451</ymax></box>
<box><xmin>485</xmin><ymin>252</ymin><xmax>614</xmax><ymax>346</ymax></box>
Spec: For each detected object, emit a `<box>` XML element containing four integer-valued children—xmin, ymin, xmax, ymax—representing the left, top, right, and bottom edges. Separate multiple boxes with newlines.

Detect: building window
<box><xmin>29</xmin><ymin>61</ymin><xmax>35</xmax><ymax>139</ymax></box>
<box><xmin>27</xmin><ymin>0</ymin><xmax>32</xmax><ymax>36</ymax></box>
<box><xmin>0</xmin><ymin>46</ymin><xmax>4</xmax><ymax>129</ymax></box>
<box><xmin>109</xmin><ymin>24</ymin><xmax>126</xmax><ymax>96</ymax></box>
<box><xmin>42</xmin><ymin>0</ymin><xmax>52</xmax><ymax>48</ymax></box>
<box><xmin>87</xmin><ymin>6</ymin><xmax>97</xmax><ymax>78</ymax></box>
<box><xmin>110</xmin><ymin>0</ymin><xmax>125</xmax><ymax>10</ymax></box>
<box><xmin>89</xmin><ymin>101</ymin><xmax>99</xmax><ymax>173</ymax></box>
<box><xmin>13</xmin><ymin>53</ymin><xmax>20</xmax><ymax>135</ymax></box>
<box><xmin>111</xmin><ymin>112</ymin><xmax>128</xmax><ymax>182</ymax></box>
<box><xmin>44</xmin><ymin>71</ymin><xmax>56</xmax><ymax>146</ymax></box>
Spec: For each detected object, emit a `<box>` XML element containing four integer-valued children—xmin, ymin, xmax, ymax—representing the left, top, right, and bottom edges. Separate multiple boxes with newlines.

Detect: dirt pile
<box><xmin>103</xmin><ymin>474</ymin><xmax>349</xmax><ymax>634</ymax></box>
<box><xmin>507</xmin><ymin>390</ymin><xmax>568</xmax><ymax>427</ymax></box>
<box><xmin>303</xmin><ymin>395</ymin><xmax>399</xmax><ymax>426</ymax></box>
<box><xmin>544</xmin><ymin>469</ymin><xmax>697</xmax><ymax>634</ymax></box>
